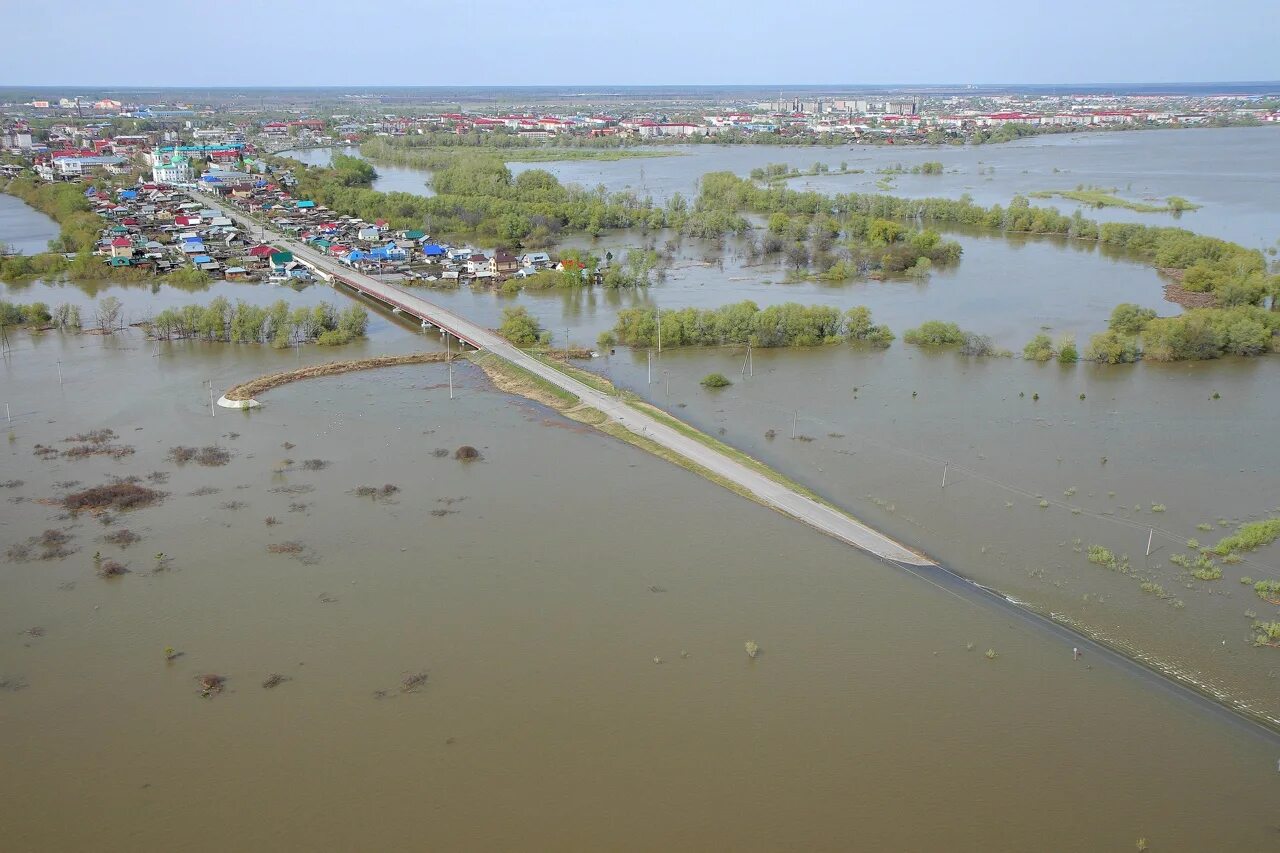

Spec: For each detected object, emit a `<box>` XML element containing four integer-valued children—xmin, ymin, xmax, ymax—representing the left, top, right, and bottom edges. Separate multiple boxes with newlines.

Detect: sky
<box><xmin>1</xmin><ymin>0</ymin><xmax>1275</xmax><ymax>88</ymax></box>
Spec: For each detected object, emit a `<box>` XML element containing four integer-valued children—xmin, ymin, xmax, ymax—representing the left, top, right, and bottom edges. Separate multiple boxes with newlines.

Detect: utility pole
<box><xmin>791</xmin><ymin>410</ymin><xmax>798</xmax><ymax>439</ymax></box>
<box><xmin>663</xmin><ymin>370</ymin><xmax>669</xmax><ymax>399</ymax></box>
<box><xmin>447</xmin><ymin>332</ymin><xmax>454</xmax><ymax>400</ymax></box>
<box><xmin>647</xmin><ymin>349</ymin><xmax>652</xmax><ymax>384</ymax></box>
<box><xmin>208</xmin><ymin>380</ymin><xmax>215</xmax><ymax>417</ymax></box>
<box><xmin>56</xmin><ymin>361</ymin><xmax>63</xmax><ymax>386</ymax></box>
<box><xmin>656</xmin><ymin>306</ymin><xmax>662</xmax><ymax>354</ymax></box>
<box><xmin>941</xmin><ymin>463</ymin><xmax>948</xmax><ymax>488</ymax></box>
<box><xmin>1146</xmin><ymin>528</ymin><xmax>1154</xmax><ymax>557</ymax></box>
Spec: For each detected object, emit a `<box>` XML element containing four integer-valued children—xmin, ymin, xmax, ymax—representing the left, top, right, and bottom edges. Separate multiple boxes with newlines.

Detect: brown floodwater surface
<box><xmin>1</xmin><ymin>331</ymin><xmax>1279</xmax><ymax>851</ymax></box>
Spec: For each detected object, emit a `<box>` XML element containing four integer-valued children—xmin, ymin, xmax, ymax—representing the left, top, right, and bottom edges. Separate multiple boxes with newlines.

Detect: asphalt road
<box><xmin>195</xmin><ymin>190</ymin><xmax>935</xmax><ymax>567</ymax></box>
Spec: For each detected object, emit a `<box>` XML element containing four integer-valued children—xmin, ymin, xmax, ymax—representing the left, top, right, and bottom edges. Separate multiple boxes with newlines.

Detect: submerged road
<box><xmin>193</xmin><ymin>189</ymin><xmax>933</xmax><ymax>567</ymax></box>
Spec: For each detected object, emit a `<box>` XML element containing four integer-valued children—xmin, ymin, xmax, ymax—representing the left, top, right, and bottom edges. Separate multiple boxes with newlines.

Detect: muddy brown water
<box><xmin>1</xmin><ymin>323</ymin><xmax>1279</xmax><ymax>851</ymax></box>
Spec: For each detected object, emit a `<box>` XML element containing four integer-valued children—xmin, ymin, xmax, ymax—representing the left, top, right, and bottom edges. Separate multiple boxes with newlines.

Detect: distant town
<box><xmin>2</xmin><ymin>86</ymin><xmax>1277</xmax><ymax>286</ymax></box>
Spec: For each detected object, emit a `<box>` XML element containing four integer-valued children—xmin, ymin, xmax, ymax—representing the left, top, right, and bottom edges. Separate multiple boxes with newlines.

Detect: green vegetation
<box><xmin>1083</xmin><ymin>330</ymin><xmax>1141</xmax><ymax>364</ymax></box>
<box><xmin>749</xmin><ymin>162</ymin><xmax>864</xmax><ymax>182</ymax></box>
<box><xmin>1029</xmin><ymin>187</ymin><xmax>1202</xmax><ymax>213</ymax></box>
<box><xmin>1087</xmin><ymin>545</ymin><xmax>1118</xmax><ymax>569</ymax></box>
<box><xmin>700</xmin><ymin>373</ymin><xmax>732</xmax><ymax>388</ymax></box>
<box><xmin>903</xmin><ymin>320</ymin><xmax>965</xmax><ymax>347</ymax></box>
<box><xmin>1254</xmin><ymin>580</ymin><xmax>1280</xmax><ymax>603</ymax></box>
<box><xmin>1191</xmin><ymin>553</ymin><xmax>1222</xmax><ymax>580</ymax></box>
<box><xmin>360</xmin><ymin>133</ymin><xmax>681</xmax><ymax>165</ymax></box>
<box><xmin>148</xmin><ymin>299</ymin><xmax>368</xmax><ymax>347</ymax></box>
<box><xmin>0</xmin><ymin>300</ymin><xmax>53</xmax><ymax>328</ymax></box>
<box><xmin>291</xmin><ymin>149</ymin><xmax>678</xmax><ymax>245</ymax></box>
<box><xmin>752</xmin><ymin>208</ymin><xmax>962</xmax><ymax>281</ymax></box>
<box><xmin>1141</xmin><ymin>307</ymin><xmax>1280</xmax><ymax>360</ymax></box>
<box><xmin>497</xmin><ymin>306</ymin><xmax>548</xmax><ymax>346</ymax></box>
<box><xmin>690</xmin><ymin>173</ymin><xmax>1279</xmax><ymax>357</ymax></box>
<box><xmin>1022</xmin><ymin>333</ymin><xmax>1055</xmax><ymax>362</ymax></box>
<box><xmin>1252</xmin><ymin>621</ymin><xmax>1280</xmax><ymax>647</ymax></box>
<box><xmin>1213</xmin><ymin>518</ymin><xmax>1280</xmax><ymax>556</ymax></box>
<box><xmin>610</xmin><ymin>302</ymin><xmax>893</xmax><ymax>349</ymax></box>
<box><xmin>877</xmin><ymin>161</ymin><xmax>944</xmax><ymax>176</ymax></box>
<box><xmin>1109</xmin><ymin>303</ymin><xmax>1158</xmax><ymax>335</ymax></box>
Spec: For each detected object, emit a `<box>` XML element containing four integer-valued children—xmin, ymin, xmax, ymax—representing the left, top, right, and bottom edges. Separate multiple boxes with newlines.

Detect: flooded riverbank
<box><xmin>2</xmin><ymin>323</ymin><xmax>1278</xmax><ymax>851</ymax></box>
<box><xmin>0</xmin><ymin>192</ymin><xmax>61</xmax><ymax>255</ymax></box>
<box><xmin>278</xmin><ymin>146</ymin><xmax>436</xmax><ymax>197</ymax></box>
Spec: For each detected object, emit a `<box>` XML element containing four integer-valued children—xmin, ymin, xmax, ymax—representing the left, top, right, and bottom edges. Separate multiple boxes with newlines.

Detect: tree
<box><xmin>498</xmin><ymin>306</ymin><xmax>543</xmax><ymax>346</ymax></box>
<box><xmin>700</xmin><ymin>373</ymin><xmax>732</xmax><ymax>388</ymax></box>
<box><xmin>1109</xmin><ymin>303</ymin><xmax>1157</xmax><ymax>334</ymax></box>
<box><xmin>95</xmin><ymin>296</ymin><xmax>122</xmax><ymax>333</ymax></box>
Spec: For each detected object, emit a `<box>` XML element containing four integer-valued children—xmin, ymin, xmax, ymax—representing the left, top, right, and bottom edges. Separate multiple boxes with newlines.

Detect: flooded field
<box><xmin>3</xmin><ymin>126</ymin><xmax>1280</xmax><ymax>849</ymax></box>
<box><xmin>2</xmin><ymin>327</ymin><xmax>1279</xmax><ymax>851</ymax></box>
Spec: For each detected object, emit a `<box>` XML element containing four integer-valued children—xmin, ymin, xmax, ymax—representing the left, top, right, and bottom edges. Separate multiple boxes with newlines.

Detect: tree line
<box><xmin>603</xmin><ymin>302</ymin><xmax>893</xmax><ymax>349</ymax></box>
<box><xmin>148</xmin><ymin>298</ymin><xmax>369</xmax><ymax>347</ymax></box>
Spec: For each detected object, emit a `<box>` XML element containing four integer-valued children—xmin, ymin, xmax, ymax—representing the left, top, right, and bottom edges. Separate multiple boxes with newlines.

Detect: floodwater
<box><xmin>0</xmin><ymin>192</ymin><xmax>60</xmax><ymax>255</ymax></box>
<box><xmin>2</xmin><ymin>324</ymin><xmax>1279</xmax><ymax>851</ymax></box>
<box><xmin>3</xmin><ymin>126</ymin><xmax>1280</xmax><ymax>849</ymax></box>
<box><xmin>283</xmin><ymin>128</ymin><xmax>1280</xmax><ymax>247</ymax></box>
<box><xmin>278</xmin><ymin>146</ymin><xmax>435</xmax><ymax>198</ymax></box>
<box><xmin>510</xmin><ymin>127</ymin><xmax>1280</xmax><ymax>248</ymax></box>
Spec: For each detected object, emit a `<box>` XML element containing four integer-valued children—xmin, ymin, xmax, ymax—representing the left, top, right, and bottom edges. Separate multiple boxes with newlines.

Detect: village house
<box><xmin>489</xmin><ymin>251</ymin><xmax>519</xmax><ymax>276</ymax></box>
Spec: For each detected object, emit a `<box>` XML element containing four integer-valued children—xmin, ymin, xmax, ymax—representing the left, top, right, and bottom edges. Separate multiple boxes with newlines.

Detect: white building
<box><xmin>151</xmin><ymin>151</ymin><xmax>194</xmax><ymax>184</ymax></box>
<box><xmin>50</xmin><ymin>155</ymin><xmax>129</xmax><ymax>178</ymax></box>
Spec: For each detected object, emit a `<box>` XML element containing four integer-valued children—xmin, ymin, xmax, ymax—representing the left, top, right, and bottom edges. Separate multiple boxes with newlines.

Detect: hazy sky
<box><xmin>2</xmin><ymin>0</ymin><xmax>1275</xmax><ymax>87</ymax></box>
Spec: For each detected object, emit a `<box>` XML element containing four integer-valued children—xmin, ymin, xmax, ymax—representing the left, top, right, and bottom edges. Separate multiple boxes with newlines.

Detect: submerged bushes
<box><xmin>1213</xmin><ymin>519</ymin><xmax>1280</xmax><ymax>556</ymax></box>
<box><xmin>903</xmin><ymin>320</ymin><xmax>965</xmax><ymax>347</ymax></box>
<box><xmin>610</xmin><ymin>302</ymin><xmax>892</xmax><ymax>348</ymax></box>
<box><xmin>149</xmin><ymin>299</ymin><xmax>368</xmax><ymax>347</ymax></box>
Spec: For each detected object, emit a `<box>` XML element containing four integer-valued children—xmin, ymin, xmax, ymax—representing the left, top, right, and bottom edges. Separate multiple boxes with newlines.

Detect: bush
<box><xmin>498</xmin><ymin>306</ymin><xmax>544</xmax><ymax>346</ymax></box>
<box><xmin>1056</xmin><ymin>335</ymin><xmax>1078</xmax><ymax>363</ymax></box>
<box><xmin>1084</xmin><ymin>330</ymin><xmax>1139</xmax><ymax>364</ymax></box>
<box><xmin>1022</xmin><ymin>333</ymin><xmax>1055</xmax><ymax>361</ymax></box>
<box><xmin>1109</xmin><ymin>303</ymin><xmax>1158</xmax><ymax>335</ymax></box>
<box><xmin>315</xmin><ymin>329</ymin><xmax>354</xmax><ymax>346</ymax></box>
<box><xmin>959</xmin><ymin>333</ymin><xmax>998</xmax><ymax>356</ymax></box>
<box><xmin>903</xmin><ymin>320</ymin><xmax>965</xmax><ymax>347</ymax></box>
<box><xmin>700</xmin><ymin>373</ymin><xmax>732</xmax><ymax>388</ymax></box>
<box><xmin>1213</xmin><ymin>518</ymin><xmax>1280</xmax><ymax>555</ymax></box>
